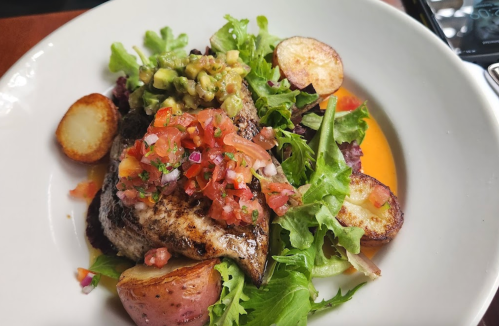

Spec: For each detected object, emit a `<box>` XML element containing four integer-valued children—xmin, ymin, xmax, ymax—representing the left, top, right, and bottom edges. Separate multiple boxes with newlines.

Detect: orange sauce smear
<box><xmin>323</xmin><ymin>87</ymin><xmax>398</xmax><ymax>273</ymax></box>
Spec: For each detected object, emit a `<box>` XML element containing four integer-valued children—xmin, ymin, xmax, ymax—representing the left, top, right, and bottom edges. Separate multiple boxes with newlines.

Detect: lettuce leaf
<box><xmin>89</xmin><ymin>255</ymin><xmax>134</xmax><ymax>280</ymax></box>
<box><xmin>144</xmin><ymin>26</ymin><xmax>188</xmax><ymax>55</ymax></box>
<box><xmin>275</xmin><ymin>129</ymin><xmax>315</xmax><ymax>187</ymax></box>
<box><xmin>209</xmin><ymin>259</ymin><xmax>248</xmax><ymax>326</ymax></box>
<box><xmin>109</xmin><ymin>42</ymin><xmax>141</xmax><ymax>90</ymax></box>
<box><xmin>302</xmin><ymin>103</ymin><xmax>370</xmax><ymax>145</ymax></box>
<box><xmin>242</xmin><ymin>271</ymin><xmax>311</xmax><ymax>326</ymax></box>
<box><xmin>310</xmin><ymin>282</ymin><xmax>366</xmax><ymax>313</ymax></box>
<box><xmin>334</xmin><ymin>102</ymin><xmax>369</xmax><ymax>144</ymax></box>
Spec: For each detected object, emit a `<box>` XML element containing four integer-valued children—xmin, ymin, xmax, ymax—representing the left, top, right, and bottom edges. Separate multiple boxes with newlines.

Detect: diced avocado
<box><xmin>161</xmin><ymin>96</ymin><xmax>184</xmax><ymax>115</ymax></box>
<box><xmin>128</xmin><ymin>86</ymin><xmax>145</xmax><ymax>110</ymax></box>
<box><xmin>195</xmin><ymin>83</ymin><xmax>215</xmax><ymax>102</ymax></box>
<box><xmin>142</xmin><ymin>90</ymin><xmax>165</xmax><ymax>115</ymax></box>
<box><xmin>139</xmin><ymin>65</ymin><xmax>155</xmax><ymax>84</ymax></box>
<box><xmin>173</xmin><ymin>76</ymin><xmax>189</xmax><ymax>93</ymax></box>
<box><xmin>183</xmin><ymin>94</ymin><xmax>199</xmax><ymax>110</ymax></box>
<box><xmin>221</xmin><ymin>94</ymin><xmax>243</xmax><ymax>117</ymax></box>
<box><xmin>153</xmin><ymin>68</ymin><xmax>178</xmax><ymax>90</ymax></box>
<box><xmin>199</xmin><ymin>74</ymin><xmax>213</xmax><ymax>90</ymax></box>
<box><xmin>226</xmin><ymin>50</ymin><xmax>240</xmax><ymax>65</ymax></box>
<box><xmin>185</xmin><ymin>62</ymin><xmax>203</xmax><ymax>80</ymax></box>
<box><xmin>186</xmin><ymin>80</ymin><xmax>197</xmax><ymax>96</ymax></box>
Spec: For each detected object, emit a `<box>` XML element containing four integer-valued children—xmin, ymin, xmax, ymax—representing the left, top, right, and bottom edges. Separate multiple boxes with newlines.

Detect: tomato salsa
<box><xmin>116</xmin><ymin>107</ymin><xmax>295</xmax><ymax>225</ymax></box>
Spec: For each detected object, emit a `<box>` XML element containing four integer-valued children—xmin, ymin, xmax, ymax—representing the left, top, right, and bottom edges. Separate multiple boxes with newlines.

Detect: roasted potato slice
<box><xmin>273</xmin><ymin>36</ymin><xmax>343</xmax><ymax>97</ymax></box>
<box><xmin>337</xmin><ymin>172</ymin><xmax>403</xmax><ymax>246</ymax></box>
<box><xmin>117</xmin><ymin>258</ymin><xmax>221</xmax><ymax>326</ymax></box>
<box><xmin>56</xmin><ymin>93</ymin><xmax>119</xmax><ymax>163</ymax></box>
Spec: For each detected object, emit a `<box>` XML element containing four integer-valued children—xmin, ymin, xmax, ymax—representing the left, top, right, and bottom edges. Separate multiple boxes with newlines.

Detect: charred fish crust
<box><xmin>194</xmin><ymin>242</ymin><xmax>207</xmax><ymax>256</ymax></box>
<box><xmin>86</xmin><ymin>189</ymin><xmax>117</xmax><ymax>255</ymax></box>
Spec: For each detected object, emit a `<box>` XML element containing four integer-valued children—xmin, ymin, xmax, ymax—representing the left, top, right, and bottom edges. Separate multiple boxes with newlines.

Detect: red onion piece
<box><xmin>144</xmin><ymin>134</ymin><xmax>159</xmax><ymax>145</ymax></box>
<box><xmin>253</xmin><ymin>159</ymin><xmax>267</xmax><ymax>170</ymax></box>
<box><xmin>346</xmin><ymin>251</ymin><xmax>381</xmax><ymax>280</ymax></box>
<box><xmin>281</xmin><ymin>189</ymin><xmax>295</xmax><ymax>196</ymax></box>
<box><xmin>134</xmin><ymin>202</ymin><xmax>147</xmax><ymax>210</ymax></box>
<box><xmin>213</xmin><ymin>154</ymin><xmax>223</xmax><ymax>165</ymax></box>
<box><xmin>263</xmin><ymin>163</ymin><xmax>277</xmax><ymax>176</ymax></box>
<box><xmin>80</xmin><ymin>272</ymin><xmax>95</xmax><ymax>287</ymax></box>
<box><xmin>116</xmin><ymin>191</ymin><xmax>125</xmax><ymax>201</ymax></box>
<box><xmin>140</xmin><ymin>156</ymin><xmax>151</xmax><ymax>164</ymax></box>
<box><xmin>82</xmin><ymin>285</ymin><xmax>95</xmax><ymax>295</ymax></box>
<box><xmin>226</xmin><ymin>170</ymin><xmax>236</xmax><ymax>181</ymax></box>
<box><xmin>189</xmin><ymin>151</ymin><xmax>202</xmax><ymax>164</ymax></box>
<box><xmin>161</xmin><ymin>169</ymin><xmax>180</xmax><ymax>184</ymax></box>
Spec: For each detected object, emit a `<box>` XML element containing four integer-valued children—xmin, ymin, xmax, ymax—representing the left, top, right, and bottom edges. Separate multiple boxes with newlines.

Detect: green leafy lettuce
<box><xmin>301</xmin><ymin>102</ymin><xmax>370</xmax><ymax>144</ymax></box>
<box><xmin>275</xmin><ymin>129</ymin><xmax>315</xmax><ymax>187</ymax></box>
<box><xmin>209</xmin><ymin>259</ymin><xmax>249</xmax><ymax>326</ymax></box>
<box><xmin>89</xmin><ymin>255</ymin><xmax>134</xmax><ymax>280</ymax></box>
<box><xmin>144</xmin><ymin>26</ymin><xmax>188</xmax><ymax>55</ymax></box>
<box><xmin>109</xmin><ymin>42</ymin><xmax>141</xmax><ymax>90</ymax></box>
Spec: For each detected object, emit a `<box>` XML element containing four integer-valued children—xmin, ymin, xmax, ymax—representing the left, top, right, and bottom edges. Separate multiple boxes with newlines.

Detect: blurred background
<box><xmin>0</xmin><ymin>0</ymin><xmax>107</xmax><ymax>18</ymax></box>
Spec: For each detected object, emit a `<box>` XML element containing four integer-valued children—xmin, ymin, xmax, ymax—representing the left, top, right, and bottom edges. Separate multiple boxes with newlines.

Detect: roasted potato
<box><xmin>337</xmin><ymin>172</ymin><xmax>403</xmax><ymax>246</ymax></box>
<box><xmin>273</xmin><ymin>36</ymin><xmax>343</xmax><ymax>97</ymax></box>
<box><xmin>56</xmin><ymin>93</ymin><xmax>119</xmax><ymax>163</ymax></box>
<box><xmin>117</xmin><ymin>258</ymin><xmax>221</xmax><ymax>326</ymax></box>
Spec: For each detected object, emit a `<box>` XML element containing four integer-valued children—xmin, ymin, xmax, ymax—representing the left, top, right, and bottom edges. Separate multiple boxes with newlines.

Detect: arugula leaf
<box><xmin>334</xmin><ymin>102</ymin><xmax>369</xmax><ymax>144</ymax></box>
<box><xmin>275</xmin><ymin>129</ymin><xmax>315</xmax><ymax>187</ymax></box>
<box><xmin>311</xmin><ymin>226</ymin><xmax>351</xmax><ymax>278</ymax></box>
<box><xmin>296</xmin><ymin>91</ymin><xmax>319</xmax><ymax>109</ymax></box>
<box><xmin>242</xmin><ymin>271</ymin><xmax>311</xmax><ymax>326</ymax></box>
<box><xmin>310</xmin><ymin>282</ymin><xmax>366</xmax><ymax>313</ymax></box>
<box><xmin>89</xmin><ymin>255</ymin><xmax>134</xmax><ymax>280</ymax></box>
<box><xmin>273</xmin><ymin>203</ymin><xmax>320</xmax><ymax>249</ymax></box>
<box><xmin>254</xmin><ymin>16</ymin><xmax>280</xmax><ymax>57</ymax></box>
<box><xmin>209</xmin><ymin>259</ymin><xmax>248</xmax><ymax>326</ymax></box>
<box><xmin>144</xmin><ymin>26</ymin><xmax>188</xmax><ymax>55</ymax></box>
<box><xmin>302</xmin><ymin>98</ymin><xmax>364</xmax><ymax>253</ymax></box>
<box><xmin>302</xmin><ymin>104</ymin><xmax>370</xmax><ymax>145</ymax></box>
<box><xmin>109</xmin><ymin>42</ymin><xmax>141</xmax><ymax>90</ymax></box>
<box><xmin>303</xmin><ymin>97</ymin><xmax>351</xmax><ymax>211</ymax></box>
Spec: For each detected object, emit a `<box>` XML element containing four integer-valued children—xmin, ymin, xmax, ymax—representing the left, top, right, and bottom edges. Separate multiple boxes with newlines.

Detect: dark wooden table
<box><xmin>0</xmin><ymin>2</ymin><xmax>497</xmax><ymax>325</ymax></box>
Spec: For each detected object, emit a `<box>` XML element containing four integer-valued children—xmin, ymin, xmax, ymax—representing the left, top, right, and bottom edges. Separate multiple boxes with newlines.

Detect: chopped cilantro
<box><xmin>204</xmin><ymin>172</ymin><xmax>212</xmax><ymax>180</ymax></box>
<box><xmin>242</xmin><ymin>205</ymin><xmax>248</xmax><ymax>213</ymax></box>
<box><xmin>152</xmin><ymin>191</ymin><xmax>160</xmax><ymax>202</ymax></box>
<box><xmin>208</xmin><ymin>162</ymin><xmax>216</xmax><ymax>169</ymax></box>
<box><xmin>214</xmin><ymin>128</ymin><xmax>222</xmax><ymax>138</ymax></box>
<box><xmin>145</xmin><ymin>144</ymin><xmax>155</xmax><ymax>157</ymax></box>
<box><xmin>175</xmin><ymin>124</ymin><xmax>186</xmax><ymax>132</ymax></box>
<box><xmin>222</xmin><ymin>192</ymin><xmax>227</xmax><ymax>198</ymax></box>
<box><xmin>252</xmin><ymin>209</ymin><xmax>259</xmax><ymax>222</ymax></box>
<box><xmin>151</xmin><ymin>159</ymin><xmax>168</xmax><ymax>173</ymax></box>
<box><xmin>135</xmin><ymin>186</ymin><xmax>146</xmax><ymax>198</ymax></box>
<box><xmin>172</xmin><ymin>142</ymin><xmax>178</xmax><ymax>153</ymax></box>
<box><xmin>224</xmin><ymin>152</ymin><xmax>236</xmax><ymax>161</ymax></box>
<box><xmin>138</xmin><ymin>170</ymin><xmax>150</xmax><ymax>181</ymax></box>
<box><xmin>241</xmin><ymin>158</ymin><xmax>247</xmax><ymax>167</ymax></box>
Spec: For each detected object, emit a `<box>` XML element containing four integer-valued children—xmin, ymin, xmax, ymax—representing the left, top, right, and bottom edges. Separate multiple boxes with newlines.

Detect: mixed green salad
<box><xmin>90</xmin><ymin>15</ymin><xmax>378</xmax><ymax>325</ymax></box>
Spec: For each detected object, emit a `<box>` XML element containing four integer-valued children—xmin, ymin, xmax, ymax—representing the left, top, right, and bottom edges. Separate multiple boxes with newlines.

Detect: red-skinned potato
<box><xmin>273</xmin><ymin>36</ymin><xmax>343</xmax><ymax>97</ymax></box>
<box><xmin>117</xmin><ymin>258</ymin><xmax>221</xmax><ymax>326</ymax></box>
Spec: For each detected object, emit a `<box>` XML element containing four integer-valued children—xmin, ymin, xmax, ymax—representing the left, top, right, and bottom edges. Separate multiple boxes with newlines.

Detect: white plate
<box><xmin>1</xmin><ymin>0</ymin><xmax>499</xmax><ymax>325</ymax></box>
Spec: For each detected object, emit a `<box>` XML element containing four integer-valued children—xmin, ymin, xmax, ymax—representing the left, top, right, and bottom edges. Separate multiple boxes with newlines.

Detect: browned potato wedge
<box><xmin>273</xmin><ymin>36</ymin><xmax>343</xmax><ymax>97</ymax></box>
<box><xmin>337</xmin><ymin>172</ymin><xmax>403</xmax><ymax>246</ymax></box>
<box><xmin>117</xmin><ymin>258</ymin><xmax>221</xmax><ymax>326</ymax></box>
<box><xmin>56</xmin><ymin>93</ymin><xmax>119</xmax><ymax>163</ymax></box>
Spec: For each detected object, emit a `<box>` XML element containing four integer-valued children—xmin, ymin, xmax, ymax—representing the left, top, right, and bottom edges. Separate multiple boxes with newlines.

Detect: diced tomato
<box><xmin>227</xmin><ymin>188</ymin><xmax>253</xmax><ymax>200</ymax></box>
<box><xmin>203</xmin><ymin>121</ymin><xmax>216</xmax><ymax>148</ymax></box>
<box><xmin>126</xmin><ymin>140</ymin><xmax>143</xmax><ymax>159</ymax></box>
<box><xmin>268</xmin><ymin>182</ymin><xmax>295</xmax><ymax>193</ymax></box>
<box><xmin>69</xmin><ymin>180</ymin><xmax>99</xmax><ymax>200</ymax></box>
<box><xmin>274</xmin><ymin>204</ymin><xmax>289</xmax><ymax>216</ymax></box>
<box><xmin>76</xmin><ymin>268</ymin><xmax>90</xmax><ymax>282</ymax></box>
<box><xmin>337</xmin><ymin>96</ymin><xmax>362</xmax><ymax>112</ymax></box>
<box><xmin>267</xmin><ymin>194</ymin><xmax>290</xmax><ymax>210</ymax></box>
<box><xmin>368</xmin><ymin>185</ymin><xmax>391</xmax><ymax>208</ymax></box>
<box><xmin>252</xmin><ymin>127</ymin><xmax>277</xmax><ymax>150</ymax></box>
<box><xmin>144</xmin><ymin>248</ymin><xmax>172</xmax><ymax>268</ymax></box>
<box><xmin>181</xmin><ymin>139</ymin><xmax>197</xmax><ymax>149</ymax></box>
<box><xmin>185</xmin><ymin>179</ymin><xmax>197</xmax><ymax>196</ymax></box>
<box><xmin>185</xmin><ymin>164</ymin><xmax>202</xmax><ymax>178</ymax></box>
<box><xmin>153</xmin><ymin>107</ymin><xmax>173</xmax><ymax>127</ymax></box>
<box><xmin>197</xmin><ymin>109</ymin><xmax>224</xmax><ymax>128</ymax></box>
<box><xmin>224</xmin><ymin>133</ymin><xmax>271</xmax><ymax>163</ymax></box>
<box><xmin>170</xmin><ymin>112</ymin><xmax>196</xmax><ymax>128</ymax></box>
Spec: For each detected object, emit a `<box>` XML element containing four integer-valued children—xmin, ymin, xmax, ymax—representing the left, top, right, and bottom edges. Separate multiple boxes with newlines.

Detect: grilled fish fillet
<box><xmin>97</xmin><ymin>84</ymin><xmax>270</xmax><ymax>286</ymax></box>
